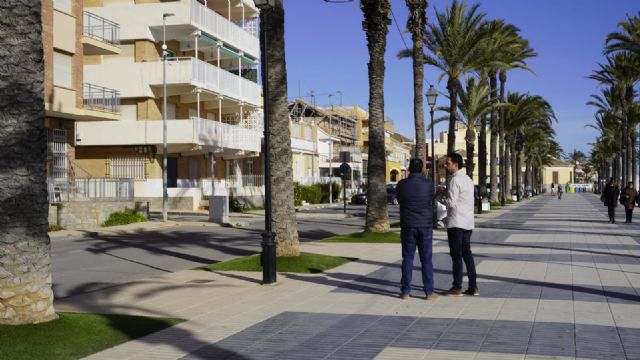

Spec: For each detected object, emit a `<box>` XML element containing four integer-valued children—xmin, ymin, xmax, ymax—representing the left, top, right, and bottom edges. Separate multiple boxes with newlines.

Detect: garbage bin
<box><xmin>209</xmin><ymin>195</ymin><xmax>229</xmax><ymax>224</ymax></box>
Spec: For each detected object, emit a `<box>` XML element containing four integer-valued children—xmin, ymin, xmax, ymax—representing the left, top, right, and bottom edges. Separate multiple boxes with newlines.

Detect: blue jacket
<box><xmin>396</xmin><ymin>173</ymin><xmax>434</xmax><ymax>228</ymax></box>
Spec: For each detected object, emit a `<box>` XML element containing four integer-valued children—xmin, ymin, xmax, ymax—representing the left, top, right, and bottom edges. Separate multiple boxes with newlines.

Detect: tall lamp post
<box><xmin>254</xmin><ymin>0</ymin><xmax>276</xmax><ymax>285</ymax></box>
<box><xmin>426</xmin><ymin>85</ymin><xmax>438</xmax><ymax>227</ymax></box>
<box><xmin>161</xmin><ymin>12</ymin><xmax>174</xmax><ymax>223</ymax></box>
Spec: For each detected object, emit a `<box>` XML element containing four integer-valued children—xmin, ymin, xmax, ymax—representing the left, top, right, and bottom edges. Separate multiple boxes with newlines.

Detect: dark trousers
<box><xmin>608</xmin><ymin>206</ymin><xmax>616</xmax><ymax>223</ymax></box>
<box><xmin>400</xmin><ymin>227</ymin><xmax>434</xmax><ymax>296</ymax></box>
<box><xmin>447</xmin><ymin>227</ymin><xmax>477</xmax><ymax>290</ymax></box>
<box><xmin>625</xmin><ymin>207</ymin><xmax>634</xmax><ymax>223</ymax></box>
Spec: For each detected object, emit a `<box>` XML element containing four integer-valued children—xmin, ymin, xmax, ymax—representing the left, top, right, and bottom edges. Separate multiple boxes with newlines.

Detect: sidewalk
<box><xmin>55</xmin><ymin>193</ymin><xmax>640</xmax><ymax>359</ymax></box>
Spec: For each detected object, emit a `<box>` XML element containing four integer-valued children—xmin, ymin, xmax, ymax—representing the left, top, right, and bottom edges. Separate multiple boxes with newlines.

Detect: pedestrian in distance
<box><xmin>395</xmin><ymin>158</ymin><xmax>438</xmax><ymax>301</ymax></box>
<box><xmin>440</xmin><ymin>153</ymin><xmax>478</xmax><ymax>297</ymax></box>
<box><xmin>557</xmin><ymin>184</ymin><xmax>563</xmax><ymax>200</ymax></box>
<box><xmin>550</xmin><ymin>183</ymin><xmax>555</xmax><ymax>196</ymax></box>
<box><xmin>620</xmin><ymin>181</ymin><xmax>637</xmax><ymax>224</ymax></box>
<box><xmin>602</xmin><ymin>178</ymin><xmax>620</xmax><ymax>224</ymax></box>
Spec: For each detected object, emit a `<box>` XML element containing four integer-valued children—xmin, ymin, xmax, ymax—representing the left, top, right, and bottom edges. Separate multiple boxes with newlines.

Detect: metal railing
<box><xmin>200</xmin><ymin>175</ymin><xmax>265</xmax><ymax>195</ymax></box>
<box><xmin>190</xmin><ymin>0</ymin><xmax>259</xmax><ymax>56</ymax></box>
<box><xmin>192</xmin><ymin>116</ymin><xmax>261</xmax><ymax>152</ymax></box>
<box><xmin>83</xmin><ymin>11</ymin><xmax>120</xmax><ymax>45</ymax></box>
<box><xmin>48</xmin><ymin>178</ymin><xmax>133</xmax><ymax>203</ymax></box>
<box><xmin>83</xmin><ymin>83</ymin><xmax>120</xmax><ymax>113</ymax></box>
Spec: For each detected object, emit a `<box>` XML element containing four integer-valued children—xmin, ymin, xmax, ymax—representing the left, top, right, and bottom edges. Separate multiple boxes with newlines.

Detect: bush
<box><xmin>229</xmin><ymin>196</ymin><xmax>245</xmax><ymax>212</ymax></box>
<box><xmin>48</xmin><ymin>224</ymin><xmax>64</xmax><ymax>232</ymax></box>
<box><xmin>102</xmin><ymin>208</ymin><xmax>146</xmax><ymax>227</ymax></box>
<box><xmin>294</xmin><ymin>182</ymin><xmax>342</xmax><ymax>206</ymax></box>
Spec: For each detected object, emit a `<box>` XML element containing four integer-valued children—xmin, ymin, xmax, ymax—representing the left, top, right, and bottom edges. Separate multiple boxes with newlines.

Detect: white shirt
<box><xmin>441</xmin><ymin>169</ymin><xmax>474</xmax><ymax>230</ymax></box>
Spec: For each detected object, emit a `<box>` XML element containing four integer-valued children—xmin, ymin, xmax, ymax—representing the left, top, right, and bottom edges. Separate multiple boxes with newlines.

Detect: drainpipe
<box><xmin>227</xmin><ymin>0</ymin><xmax>231</xmax><ymax>20</ymax></box>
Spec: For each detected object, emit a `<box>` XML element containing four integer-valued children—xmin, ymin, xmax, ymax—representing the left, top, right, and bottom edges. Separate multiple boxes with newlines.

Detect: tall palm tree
<box><xmin>402</xmin><ymin>0</ymin><xmax>428</xmax><ymax>163</ymax></box>
<box><xmin>565</xmin><ymin>149</ymin><xmax>587</xmax><ymax>183</ymax></box>
<box><xmin>361</xmin><ymin>0</ymin><xmax>391</xmax><ymax>232</ymax></box>
<box><xmin>456</xmin><ymin>78</ymin><xmax>494</xmax><ymax>179</ymax></box>
<box><xmin>605</xmin><ymin>12</ymin><xmax>640</xmax><ymax>57</ymax></box>
<box><xmin>424</xmin><ymin>0</ymin><xmax>486</xmax><ymax>155</ymax></box>
<box><xmin>259</xmin><ymin>0</ymin><xmax>299</xmax><ymax>256</ymax></box>
<box><xmin>0</xmin><ymin>0</ymin><xmax>56</xmax><ymax>324</ymax></box>
<box><xmin>498</xmin><ymin>34</ymin><xmax>536</xmax><ymax>202</ymax></box>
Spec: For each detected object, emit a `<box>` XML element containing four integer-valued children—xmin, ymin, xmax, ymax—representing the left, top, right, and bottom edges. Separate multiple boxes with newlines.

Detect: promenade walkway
<box><xmin>57</xmin><ymin>192</ymin><xmax>640</xmax><ymax>359</ymax></box>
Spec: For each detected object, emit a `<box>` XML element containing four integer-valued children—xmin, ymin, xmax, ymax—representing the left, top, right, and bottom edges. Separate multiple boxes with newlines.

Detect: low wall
<box><xmin>49</xmin><ymin>201</ymin><xmax>139</xmax><ymax>230</ymax></box>
<box><xmin>230</xmin><ymin>187</ymin><xmax>265</xmax><ymax>208</ymax></box>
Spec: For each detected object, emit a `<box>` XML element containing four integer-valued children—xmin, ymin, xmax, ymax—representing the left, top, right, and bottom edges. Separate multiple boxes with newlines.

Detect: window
<box><xmin>52</xmin><ymin>129</ymin><xmax>67</xmax><ymax>179</ymax></box>
<box><xmin>54</xmin><ymin>0</ymin><xmax>72</xmax><ymax>13</ymax></box>
<box><xmin>110</xmin><ymin>156</ymin><xmax>146</xmax><ymax>179</ymax></box>
<box><xmin>53</xmin><ymin>52</ymin><xmax>72</xmax><ymax>88</ymax></box>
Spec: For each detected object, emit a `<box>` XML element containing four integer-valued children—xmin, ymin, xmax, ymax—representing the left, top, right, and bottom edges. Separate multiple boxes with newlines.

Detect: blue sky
<box><xmin>282</xmin><ymin>0</ymin><xmax>638</xmax><ymax>157</ymax></box>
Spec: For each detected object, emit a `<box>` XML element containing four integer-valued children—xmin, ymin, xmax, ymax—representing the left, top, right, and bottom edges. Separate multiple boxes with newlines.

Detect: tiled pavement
<box><xmin>56</xmin><ymin>193</ymin><xmax>640</xmax><ymax>359</ymax></box>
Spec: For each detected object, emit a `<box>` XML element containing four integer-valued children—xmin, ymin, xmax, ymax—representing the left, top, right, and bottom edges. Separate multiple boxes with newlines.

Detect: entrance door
<box><xmin>167</xmin><ymin>157</ymin><xmax>178</xmax><ymax>188</ymax></box>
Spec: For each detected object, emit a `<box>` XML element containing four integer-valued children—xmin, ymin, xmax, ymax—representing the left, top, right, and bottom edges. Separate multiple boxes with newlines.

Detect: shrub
<box><xmin>102</xmin><ymin>208</ymin><xmax>146</xmax><ymax>227</ymax></box>
<box><xmin>229</xmin><ymin>196</ymin><xmax>245</xmax><ymax>212</ymax></box>
<box><xmin>294</xmin><ymin>182</ymin><xmax>341</xmax><ymax>205</ymax></box>
<box><xmin>48</xmin><ymin>224</ymin><xmax>64</xmax><ymax>232</ymax></box>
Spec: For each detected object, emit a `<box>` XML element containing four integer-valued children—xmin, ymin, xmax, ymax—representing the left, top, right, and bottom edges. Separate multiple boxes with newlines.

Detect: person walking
<box><xmin>621</xmin><ymin>181</ymin><xmax>637</xmax><ymax>223</ymax></box>
<box><xmin>557</xmin><ymin>184</ymin><xmax>563</xmax><ymax>200</ymax></box>
<box><xmin>602</xmin><ymin>178</ymin><xmax>620</xmax><ymax>224</ymax></box>
<box><xmin>395</xmin><ymin>158</ymin><xmax>437</xmax><ymax>301</ymax></box>
<box><xmin>440</xmin><ymin>153</ymin><xmax>478</xmax><ymax>296</ymax></box>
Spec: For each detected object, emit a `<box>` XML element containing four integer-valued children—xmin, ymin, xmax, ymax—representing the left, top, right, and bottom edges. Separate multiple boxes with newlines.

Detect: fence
<box><xmin>200</xmin><ymin>175</ymin><xmax>265</xmax><ymax>196</ymax></box>
<box><xmin>83</xmin><ymin>11</ymin><xmax>120</xmax><ymax>45</ymax></box>
<box><xmin>83</xmin><ymin>83</ymin><xmax>120</xmax><ymax>113</ymax></box>
<box><xmin>48</xmin><ymin>178</ymin><xmax>134</xmax><ymax>203</ymax></box>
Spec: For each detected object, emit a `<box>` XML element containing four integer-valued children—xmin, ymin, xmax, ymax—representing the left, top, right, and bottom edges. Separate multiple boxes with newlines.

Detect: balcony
<box><xmin>85</xmin><ymin>57</ymin><xmax>261</xmax><ymax>106</ymax></box>
<box><xmin>76</xmin><ymin>117</ymin><xmax>261</xmax><ymax>153</ymax></box>
<box><xmin>85</xmin><ymin>0</ymin><xmax>258</xmax><ymax>58</ymax></box>
<box><xmin>83</xmin><ymin>83</ymin><xmax>120</xmax><ymax>113</ymax></box>
<box><xmin>291</xmin><ymin>138</ymin><xmax>315</xmax><ymax>153</ymax></box>
<box><xmin>82</xmin><ymin>11</ymin><xmax>121</xmax><ymax>55</ymax></box>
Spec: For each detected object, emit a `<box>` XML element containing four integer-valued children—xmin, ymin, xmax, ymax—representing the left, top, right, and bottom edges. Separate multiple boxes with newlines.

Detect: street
<box><xmin>51</xmin><ymin>205</ymin><xmax>399</xmax><ymax>298</ymax></box>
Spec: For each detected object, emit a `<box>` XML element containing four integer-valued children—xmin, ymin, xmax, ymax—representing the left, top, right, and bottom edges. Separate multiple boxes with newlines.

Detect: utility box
<box><xmin>481</xmin><ymin>199</ymin><xmax>490</xmax><ymax>211</ymax></box>
<box><xmin>209</xmin><ymin>195</ymin><xmax>229</xmax><ymax>224</ymax></box>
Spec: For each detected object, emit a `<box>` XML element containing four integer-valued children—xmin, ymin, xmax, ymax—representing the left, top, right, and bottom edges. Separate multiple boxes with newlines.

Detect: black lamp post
<box><xmin>255</xmin><ymin>0</ymin><xmax>276</xmax><ymax>285</ymax></box>
<box><xmin>426</xmin><ymin>85</ymin><xmax>438</xmax><ymax>228</ymax></box>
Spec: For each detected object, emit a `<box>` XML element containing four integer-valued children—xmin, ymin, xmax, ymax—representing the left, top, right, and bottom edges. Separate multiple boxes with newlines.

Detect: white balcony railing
<box><xmin>192</xmin><ymin>117</ymin><xmax>261</xmax><ymax>152</ymax></box>
<box><xmin>190</xmin><ymin>0</ymin><xmax>259</xmax><ymax>57</ymax></box>
<box><xmin>157</xmin><ymin>57</ymin><xmax>260</xmax><ymax>106</ymax></box>
<box><xmin>291</xmin><ymin>138</ymin><xmax>316</xmax><ymax>152</ymax></box>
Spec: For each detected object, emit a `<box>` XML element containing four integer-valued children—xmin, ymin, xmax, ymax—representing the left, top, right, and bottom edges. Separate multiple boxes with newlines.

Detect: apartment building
<box><xmin>44</xmin><ymin>0</ymin><xmax>122</xmax><ymax>189</ymax></box>
<box><xmin>69</xmin><ymin>0</ymin><xmax>263</xmax><ymax>210</ymax></box>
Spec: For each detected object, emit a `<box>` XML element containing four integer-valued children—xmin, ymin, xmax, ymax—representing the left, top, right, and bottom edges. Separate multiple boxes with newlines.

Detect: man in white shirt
<box><xmin>440</xmin><ymin>153</ymin><xmax>478</xmax><ymax>296</ymax></box>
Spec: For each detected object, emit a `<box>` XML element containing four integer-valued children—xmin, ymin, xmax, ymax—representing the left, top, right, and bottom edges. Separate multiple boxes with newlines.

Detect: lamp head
<box><xmin>426</xmin><ymin>85</ymin><xmax>438</xmax><ymax>107</ymax></box>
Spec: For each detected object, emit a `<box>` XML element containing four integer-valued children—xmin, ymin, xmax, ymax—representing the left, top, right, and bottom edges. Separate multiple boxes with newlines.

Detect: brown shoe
<box><xmin>464</xmin><ymin>288</ymin><xmax>480</xmax><ymax>296</ymax></box>
<box><xmin>423</xmin><ymin>293</ymin><xmax>439</xmax><ymax>301</ymax></box>
<box><xmin>400</xmin><ymin>293</ymin><xmax>410</xmax><ymax>300</ymax></box>
<box><xmin>442</xmin><ymin>287</ymin><xmax>463</xmax><ymax>297</ymax></box>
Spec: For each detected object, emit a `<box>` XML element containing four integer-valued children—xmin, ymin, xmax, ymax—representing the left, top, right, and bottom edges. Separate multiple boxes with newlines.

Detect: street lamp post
<box><xmin>254</xmin><ymin>0</ymin><xmax>276</xmax><ymax>285</ymax></box>
<box><xmin>426</xmin><ymin>85</ymin><xmax>438</xmax><ymax>228</ymax></box>
<box><xmin>161</xmin><ymin>12</ymin><xmax>174</xmax><ymax>223</ymax></box>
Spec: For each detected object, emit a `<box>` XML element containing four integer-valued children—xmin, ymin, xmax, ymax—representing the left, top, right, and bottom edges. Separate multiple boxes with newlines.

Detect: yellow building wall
<box><xmin>542</xmin><ymin>166</ymin><xmax>573</xmax><ymax>185</ymax></box>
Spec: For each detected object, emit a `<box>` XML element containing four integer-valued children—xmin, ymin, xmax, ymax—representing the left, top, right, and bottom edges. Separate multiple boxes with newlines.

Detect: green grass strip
<box><xmin>319</xmin><ymin>231</ymin><xmax>401</xmax><ymax>243</ymax></box>
<box><xmin>200</xmin><ymin>252</ymin><xmax>356</xmax><ymax>274</ymax></box>
<box><xmin>0</xmin><ymin>312</ymin><xmax>182</xmax><ymax>360</ymax></box>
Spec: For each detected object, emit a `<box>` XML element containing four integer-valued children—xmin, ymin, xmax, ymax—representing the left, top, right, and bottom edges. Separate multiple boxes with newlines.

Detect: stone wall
<box><xmin>48</xmin><ymin>201</ymin><xmax>140</xmax><ymax>230</ymax></box>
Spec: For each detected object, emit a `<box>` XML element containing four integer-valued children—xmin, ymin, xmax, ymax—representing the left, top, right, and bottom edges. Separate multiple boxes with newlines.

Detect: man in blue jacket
<box><xmin>396</xmin><ymin>158</ymin><xmax>437</xmax><ymax>300</ymax></box>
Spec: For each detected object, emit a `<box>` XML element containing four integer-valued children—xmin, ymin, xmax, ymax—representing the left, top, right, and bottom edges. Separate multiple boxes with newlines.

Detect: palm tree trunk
<box><xmin>362</xmin><ymin>0</ymin><xmax>391</xmax><ymax>233</ymax></box>
<box><xmin>511</xmin><ymin>142</ymin><xmax>518</xmax><ymax>197</ymax></box>
<box><xmin>632</xmin><ymin>127</ymin><xmax>637</xmax><ymax>188</ymax></box>
<box><xmin>0</xmin><ymin>0</ymin><xmax>56</xmax><ymax>324</ymax></box>
<box><xmin>489</xmin><ymin>71</ymin><xmax>498</xmax><ymax>202</ymax></box>
<box><xmin>406</xmin><ymin>0</ymin><xmax>427</xmax><ymax>163</ymax></box>
<box><xmin>505</xmin><ymin>138</ymin><xmax>512</xmax><ymax>197</ymax></box>
<box><xmin>515</xmin><ymin>150</ymin><xmax>522</xmax><ymax>200</ymax></box>
<box><xmin>478</xmin><ymin>75</ymin><xmax>488</xmax><ymax>201</ymax></box>
<box><xmin>447</xmin><ymin>76</ymin><xmax>459</xmax><ymax>155</ymax></box>
<box><xmin>499</xmin><ymin>70</ymin><xmax>507</xmax><ymax>203</ymax></box>
<box><xmin>261</xmin><ymin>1</ymin><xmax>299</xmax><ymax>256</ymax></box>
<box><xmin>465</xmin><ymin>128</ymin><xmax>475</xmax><ymax>178</ymax></box>
<box><xmin>626</xmin><ymin>130</ymin><xmax>632</xmax><ymax>184</ymax></box>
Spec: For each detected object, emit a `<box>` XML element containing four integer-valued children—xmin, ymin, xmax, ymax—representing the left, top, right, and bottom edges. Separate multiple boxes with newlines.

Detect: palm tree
<box><xmin>424</xmin><ymin>0</ymin><xmax>486</xmax><ymax>155</ymax></box>
<box><xmin>565</xmin><ymin>149</ymin><xmax>587</xmax><ymax>183</ymax></box>
<box><xmin>605</xmin><ymin>12</ymin><xmax>640</xmax><ymax>57</ymax></box>
<box><xmin>0</xmin><ymin>1</ymin><xmax>56</xmax><ymax>324</ymax></box>
<box><xmin>402</xmin><ymin>0</ymin><xmax>428</xmax><ymax>163</ymax></box>
<box><xmin>361</xmin><ymin>0</ymin><xmax>391</xmax><ymax>233</ymax></box>
<box><xmin>498</xmin><ymin>34</ymin><xmax>536</xmax><ymax>203</ymax></box>
<box><xmin>456</xmin><ymin>78</ymin><xmax>494</xmax><ymax>179</ymax></box>
<box><xmin>259</xmin><ymin>1</ymin><xmax>299</xmax><ymax>256</ymax></box>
